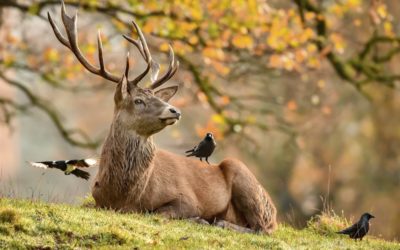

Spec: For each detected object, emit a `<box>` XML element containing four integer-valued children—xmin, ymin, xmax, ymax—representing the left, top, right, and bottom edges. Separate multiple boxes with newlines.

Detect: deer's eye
<box><xmin>134</xmin><ymin>99</ymin><xmax>144</xmax><ymax>105</ymax></box>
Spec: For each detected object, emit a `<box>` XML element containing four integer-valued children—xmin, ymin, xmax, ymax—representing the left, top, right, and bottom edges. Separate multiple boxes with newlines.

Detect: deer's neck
<box><xmin>99</xmin><ymin>120</ymin><xmax>156</xmax><ymax>197</ymax></box>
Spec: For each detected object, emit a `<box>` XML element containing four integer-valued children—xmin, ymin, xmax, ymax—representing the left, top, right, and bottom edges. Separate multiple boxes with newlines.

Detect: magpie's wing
<box><xmin>29</xmin><ymin>161</ymin><xmax>68</xmax><ymax>171</ymax></box>
<box><xmin>337</xmin><ymin>223</ymin><xmax>358</xmax><ymax>234</ymax></box>
<box><xmin>28</xmin><ymin>159</ymin><xmax>96</xmax><ymax>180</ymax></box>
<box><xmin>71</xmin><ymin>168</ymin><xmax>91</xmax><ymax>180</ymax></box>
<box><xmin>65</xmin><ymin>159</ymin><xmax>97</xmax><ymax>168</ymax></box>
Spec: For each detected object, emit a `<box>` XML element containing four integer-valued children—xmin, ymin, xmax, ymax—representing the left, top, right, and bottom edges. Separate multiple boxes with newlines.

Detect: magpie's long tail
<box><xmin>28</xmin><ymin>158</ymin><xmax>97</xmax><ymax>180</ymax></box>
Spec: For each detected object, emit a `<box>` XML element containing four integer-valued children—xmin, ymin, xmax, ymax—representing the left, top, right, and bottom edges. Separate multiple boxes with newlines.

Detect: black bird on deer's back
<box><xmin>337</xmin><ymin>212</ymin><xmax>375</xmax><ymax>241</ymax></box>
<box><xmin>185</xmin><ymin>133</ymin><xmax>216</xmax><ymax>164</ymax></box>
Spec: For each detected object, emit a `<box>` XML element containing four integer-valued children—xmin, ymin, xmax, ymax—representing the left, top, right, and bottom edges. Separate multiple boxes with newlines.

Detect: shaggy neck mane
<box><xmin>100</xmin><ymin>119</ymin><xmax>156</xmax><ymax>201</ymax></box>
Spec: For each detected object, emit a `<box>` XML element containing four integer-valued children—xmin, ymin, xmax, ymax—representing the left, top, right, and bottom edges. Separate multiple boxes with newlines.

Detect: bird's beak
<box><xmin>371</xmin><ymin>215</ymin><xmax>375</xmax><ymax>218</ymax></box>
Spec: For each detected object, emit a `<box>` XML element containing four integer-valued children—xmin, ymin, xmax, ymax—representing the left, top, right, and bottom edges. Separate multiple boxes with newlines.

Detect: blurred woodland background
<box><xmin>0</xmin><ymin>0</ymin><xmax>399</xmax><ymax>240</ymax></box>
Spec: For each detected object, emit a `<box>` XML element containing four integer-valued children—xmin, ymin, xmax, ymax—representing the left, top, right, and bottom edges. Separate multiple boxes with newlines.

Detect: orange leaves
<box><xmin>268</xmin><ymin>47</ymin><xmax>320</xmax><ymax>72</ymax></box>
<box><xmin>195</xmin><ymin>118</ymin><xmax>224</xmax><ymax>139</ymax></box>
<box><xmin>187</xmin><ymin>4</ymin><xmax>203</xmax><ymax>21</ymax></box>
<box><xmin>2</xmin><ymin>54</ymin><xmax>15</xmax><ymax>67</ymax></box>
<box><xmin>268</xmin><ymin>54</ymin><xmax>282</xmax><ymax>68</ymax></box>
<box><xmin>286</xmin><ymin>100</ymin><xmax>298</xmax><ymax>111</ymax></box>
<box><xmin>217</xmin><ymin>96</ymin><xmax>230</xmax><ymax>106</ymax></box>
<box><xmin>368</xmin><ymin>1</ymin><xmax>394</xmax><ymax>36</ymax></box>
<box><xmin>211</xmin><ymin>114</ymin><xmax>225</xmax><ymax>125</ymax></box>
<box><xmin>202</xmin><ymin>47</ymin><xmax>225</xmax><ymax>61</ymax></box>
<box><xmin>329</xmin><ymin>33</ymin><xmax>346</xmax><ymax>54</ymax></box>
<box><xmin>111</xmin><ymin>18</ymin><xmax>126</xmax><ymax>32</ymax></box>
<box><xmin>295</xmin><ymin>49</ymin><xmax>307</xmax><ymax>64</ymax></box>
<box><xmin>143</xmin><ymin>19</ymin><xmax>159</xmax><ymax>34</ymax></box>
<box><xmin>4</xmin><ymin>33</ymin><xmax>19</xmax><ymax>44</ymax></box>
<box><xmin>232</xmin><ymin>34</ymin><xmax>254</xmax><ymax>49</ymax></box>
<box><xmin>328</xmin><ymin>0</ymin><xmax>362</xmax><ymax>17</ymax></box>
<box><xmin>268</xmin><ymin>54</ymin><xmax>295</xmax><ymax>70</ymax></box>
<box><xmin>383</xmin><ymin>22</ymin><xmax>395</xmax><ymax>37</ymax></box>
<box><xmin>163</xmin><ymin>41</ymin><xmax>192</xmax><ymax>56</ymax></box>
<box><xmin>134</xmin><ymin>0</ymin><xmax>326</xmax><ymax>75</ymax></box>
<box><xmin>188</xmin><ymin>35</ymin><xmax>199</xmax><ymax>45</ymax></box>
<box><xmin>321</xmin><ymin>106</ymin><xmax>332</xmax><ymax>116</ymax></box>
<box><xmin>376</xmin><ymin>3</ymin><xmax>388</xmax><ymax>19</ymax></box>
<box><xmin>202</xmin><ymin>47</ymin><xmax>230</xmax><ymax>75</ymax></box>
<box><xmin>210</xmin><ymin>61</ymin><xmax>230</xmax><ymax>76</ymax></box>
<box><xmin>265</xmin><ymin>10</ymin><xmax>316</xmax><ymax>62</ymax></box>
<box><xmin>353</xmin><ymin>19</ymin><xmax>362</xmax><ymax>27</ymax></box>
<box><xmin>44</xmin><ymin>48</ymin><xmax>60</xmax><ymax>63</ymax></box>
<box><xmin>159</xmin><ymin>43</ymin><xmax>170</xmax><ymax>52</ymax></box>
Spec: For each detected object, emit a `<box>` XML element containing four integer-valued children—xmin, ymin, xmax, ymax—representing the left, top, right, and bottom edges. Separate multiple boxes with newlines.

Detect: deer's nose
<box><xmin>169</xmin><ymin>108</ymin><xmax>181</xmax><ymax>118</ymax></box>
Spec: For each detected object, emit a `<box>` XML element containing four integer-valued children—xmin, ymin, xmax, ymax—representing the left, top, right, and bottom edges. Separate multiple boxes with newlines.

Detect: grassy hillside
<box><xmin>0</xmin><ymin>198</ymin><xmax>398</xmax><ymax>249</ymax></box>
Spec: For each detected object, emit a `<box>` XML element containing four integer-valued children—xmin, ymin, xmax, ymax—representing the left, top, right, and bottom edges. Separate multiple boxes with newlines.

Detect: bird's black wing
<box><xmin>195</xmin><ymin>140</ymin><xmax>208</xmax><ymax>152</ymax></box>
<box><xmin>28</xmin><ymin>159</ymin><xmax>96</xmax><ymax>180</ymax></box>
<box><xmin>353</xmin><ymin>221</ymin><xmax>369</xmax><ymax>239</ymax></box>
<box><xmin>195</xmin><ymin>139</ymin><xmax>216</xmax><ymax>158</ymax></box>
<box><xmin>71</xmin><ymin>168</ymin><xmax>91</xmax><ymax>180</ymax></box>
<box><xmin>337</xmin><ymin>223</ymin><xmax>358</xmax><ymax>235</ymax></box>
<box><xmin>65</xmin><ymin>159</ymin><xmax>97</xmax><ymax>168</ymax></box>
<box><xmin>29</xmin><ymin>161</ymin><xmax>68</xmax><ymax>171</ymax></box>
<box><xmin>186</xmin><ymin>143</ymin><xmax>201</xmax><ymax>156</ymax></box>
<box><xmin>185</xmin><ymin>147</ymin><xmax>196</xmax><ymax>154</ymax></box>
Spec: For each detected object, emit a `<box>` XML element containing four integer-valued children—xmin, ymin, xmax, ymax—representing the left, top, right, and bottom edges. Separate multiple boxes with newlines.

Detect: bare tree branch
<box><xmin>0</xmin><ymin>72</ymin><xmax>101</xmax><ymax>148</ymax></box>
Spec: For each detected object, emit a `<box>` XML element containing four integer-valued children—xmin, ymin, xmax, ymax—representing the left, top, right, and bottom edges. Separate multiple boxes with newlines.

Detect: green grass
<box><xmin>0</xmin><ymin>198</ymin><xmax>398</xmax><ymax>249</ymax></box>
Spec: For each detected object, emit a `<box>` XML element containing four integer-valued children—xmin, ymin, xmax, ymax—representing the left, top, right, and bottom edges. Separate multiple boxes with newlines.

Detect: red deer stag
<box><xmin>48</xmin><ymin>1</ymin><xmax>277</xmax><ymax>234</ymax></box>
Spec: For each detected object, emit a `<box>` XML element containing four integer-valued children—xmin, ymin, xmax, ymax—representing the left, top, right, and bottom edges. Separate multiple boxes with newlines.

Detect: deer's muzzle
<box><xmin>159</xmin><ymin>107</ymin><xmax>181</xmax><ymax>125</ymax></box>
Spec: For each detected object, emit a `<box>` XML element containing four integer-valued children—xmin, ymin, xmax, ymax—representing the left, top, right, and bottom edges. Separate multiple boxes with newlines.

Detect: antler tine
<box><xmin>122</xmin><ymin>20</ymin><xmax>155</xmax><ymax>86</ymax></box>
<box><xmin>124</xmin><ymin>52</ymin><xmax>130</xmax><ymax>77</ymax></box>
<box><xmin>48</xmin><ymin>12</ymin><xmax>70</xmax><ymax>48</ymax></box>
<box><xmin>123</xmin><ymin>21</ymin><xmax>179</xmax><ymax>89</ymax></box>
<box><xmin>48</xmin><ymin>0</ymin><xmax>120</xmax><ymax>83</ymax></box>
<box><xmin>131</xmin><ymin>21</ymin><xmax>151</xmax><ymax>62</ymax></box>
<box><xmin>128</xmin><ymin>62</ymin><xmax>151</xmax><ymax>87</ymax></box>
<box><xmin>123</xmin><ymin>35</ymin><xmax>147</xmax><ymax>61</ymax></box>
<box><xmin>123</xmin><ymin>33</ymin><xmax>151</xmax><ymax>87</ymax></box>
<box><xmin>150</xmin><ymin>45</ymin><xmax>179</xmax><ymax>89</ymax></box>
<box><xmin>97</xmin><ymin>30</ymin><xmax>106</xmax><ymax>73</ymax></box>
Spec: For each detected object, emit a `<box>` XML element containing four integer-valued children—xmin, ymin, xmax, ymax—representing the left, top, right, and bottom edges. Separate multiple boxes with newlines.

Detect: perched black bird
<box><xmin>28</xmin><ymin>159</ymin><xmax>97</xmax><ymax>180</ymax></box>
<box><xmin>337</xmin><ymin>213</ymin><xmax>375</xmax><ymax>240</ymax></box>
<box><xmin>185</xmin><ymin>133</ymin><xmax>216</xmax><ymax>164</ymax></box>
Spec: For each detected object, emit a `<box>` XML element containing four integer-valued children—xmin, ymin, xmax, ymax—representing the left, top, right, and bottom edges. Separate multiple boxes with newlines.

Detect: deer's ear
<box><xmin>154</xmin><ymin>86</ymin><xmax>178</xmax><ymax>102</ymax></box>
<box><xmin>114</xmin><ymin>75</ymin><xmax>130</xmax><ymax>105</ymax></box>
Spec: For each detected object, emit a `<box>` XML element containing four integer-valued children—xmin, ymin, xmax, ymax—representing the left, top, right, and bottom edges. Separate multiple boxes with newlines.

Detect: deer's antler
<box><xmin>124</xmin><ymin>22</ymin><xmax>179</xmax><ymax>90</ymax></box>
<box><xmin>149</xmin><ymin>45</ymin><xmax>179</xmax><ymax>90</ymax></box>
<box><xmin>48</xmin><ymin>0</ymin><xmax>178</xmax><ymax>88</ymax></box>
<box><xmin>48</xmin><ymin>1</ymin><xmax>123</xmax><ymax>83</ymax></box>
<box><xmin>122</xmin><ymin>21</ymin><xmax>152</xmax><ymax>87</ymax></box>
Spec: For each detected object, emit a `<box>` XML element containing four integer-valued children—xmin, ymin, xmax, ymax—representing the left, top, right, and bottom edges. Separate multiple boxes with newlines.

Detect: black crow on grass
<box><xmin>337</xmin><ymin>213</ymin><xmax>375</xmax><ymax>241</ymax></box>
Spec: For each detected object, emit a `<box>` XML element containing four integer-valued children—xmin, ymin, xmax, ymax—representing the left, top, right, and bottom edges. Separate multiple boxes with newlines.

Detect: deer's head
<box><xmin>48</xmin><ymin>1</ymin><xmax>181</xmax><ymax>136</ymax></box>
<box><xmin>113</xmin><ymin>76</ymin><xmax>180</xmax><ymax>136</ymax></box>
